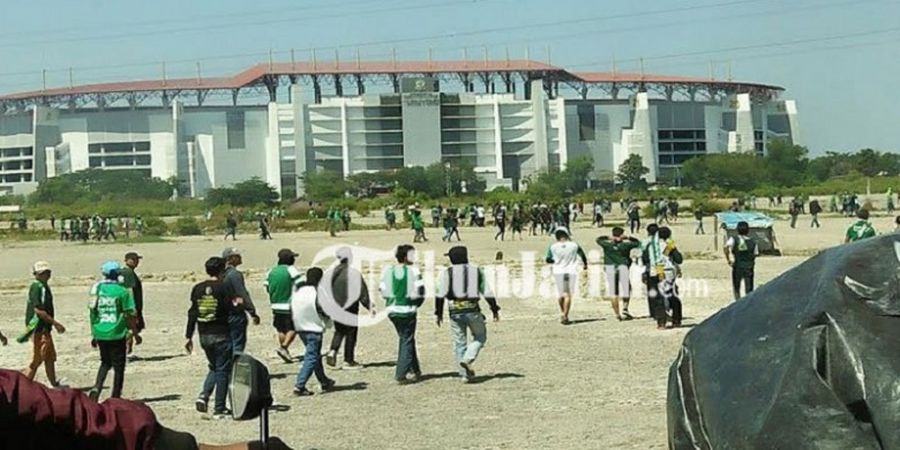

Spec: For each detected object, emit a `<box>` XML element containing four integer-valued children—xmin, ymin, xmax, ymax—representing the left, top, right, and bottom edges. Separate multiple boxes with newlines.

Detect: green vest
<box><xmin>383</xmin><ymin>266</ymin><xmax>420</xmax><ymax>318</ymax></box>
<box><xmin>846</xmin><ymin>220</ymin><xmax>876</xmax><ymax>242</ymax></box>
<box><xmin>732</xmin><ymin>236</ymin><xmax>757</xmax><ymax>271</ymax></box>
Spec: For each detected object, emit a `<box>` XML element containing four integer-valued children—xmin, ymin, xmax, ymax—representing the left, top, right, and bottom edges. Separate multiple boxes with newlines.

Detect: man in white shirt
<box><xmin>290</xmin><ymin>267</ymin><xmax>335</xmax><ymax>397</ymax></box>
<box><xmin>545</xmin><ymin>227</ymin><xmax>588</xmax><ymax>325</ymax></box>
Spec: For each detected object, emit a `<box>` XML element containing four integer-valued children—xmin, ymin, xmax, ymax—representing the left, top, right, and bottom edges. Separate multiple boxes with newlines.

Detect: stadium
<box><xmin>0</xmin><ymin>59</ymin><xmax>798</xmax><ymax>197</ymax></box>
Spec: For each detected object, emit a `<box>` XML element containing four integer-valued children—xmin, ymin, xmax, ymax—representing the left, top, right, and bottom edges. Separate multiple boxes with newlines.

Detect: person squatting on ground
<box><xmin>265</xmin><ymin>249</ymin><xmax>303</xmax><ymax>363</ymax></box>
<box><xmin>381</xmin><ymin>244</ymin><xmax>425</xmax><ymax>384</ymax></box>
<box><xmin>434</xmin><ymin>246</ymin><xmax>500</xmax><ymax>383</ymax></box>
<box><xmin>21</xmin><ymin>261</ymin><xmax>66</xmax><ymax>387</ymax></box>
<box><xmin>185</xmin><ymin>257</ymin><xmax>234</xmax><ymax>418</ymax></box>
<box><xmin>222</xmin><ymin>248</ymin><xmax>261</xmax><ymax>355</ymax></box>
<box><xmin>88</xmin><ymin>261</ymin><xmax>141</xmax><ymax>401</ymax></box>
<box><xmin>724</xmin><ymin>221</ymin><xmax>758</xmax><ymax>301</ymax></box>
<box><xmin>120</xmin><ymin>252</ymin><xmax>144</xmax><ymax>358</ymax></box>
<box><xmin>290</xmin><ymin>267</ymin><xmax>336</xmax><ymax>396</ymax></box>
<box><xmin>596</xmin><ymin>227</ymin><xmax>641</xmax><ymax>321</ymax></box>
<box><xmin>323</xmin><ymin>247</ymin><xmax>373</xmax><ymax>370</ymax></box>
<box><xmin>546</xmin><ymin>227</ymin><xmax>588</xmax><ymax>325</ymax></box>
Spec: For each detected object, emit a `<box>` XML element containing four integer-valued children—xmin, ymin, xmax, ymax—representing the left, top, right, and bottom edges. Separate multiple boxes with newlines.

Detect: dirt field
<box><xmin>0</xmin><ymin>212</ymin><xmax>894</xmax><ymax>449</ymax></box>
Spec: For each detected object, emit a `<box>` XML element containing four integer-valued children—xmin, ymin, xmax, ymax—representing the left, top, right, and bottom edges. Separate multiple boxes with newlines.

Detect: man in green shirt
<box><xmin>380</xmin><ymin>245</ymin><xmax>425</xmax><ymax>384</ymax></box>
<box><xmin>845</xmin><ymin>209</ymin><xmax>877</xmax><ymax>243</ymax></box>
<box><xmin>23</xmin><ymin>261</ymin><xmax>66</xmax><ymax>387</ymax></box>
<box><xmin>88</xmin><ymin>261</ymin><xmax>140</xmax><ymax>401</ymax></box>
<box><xmin>265</xmin><ymin>249</ymin><xmax>303</xmax><ymax>363</ymax></box>
<box><xmin>597</xmin><ymin>227</ymin><xmax>642</xmax><ymax>321</ymax></box>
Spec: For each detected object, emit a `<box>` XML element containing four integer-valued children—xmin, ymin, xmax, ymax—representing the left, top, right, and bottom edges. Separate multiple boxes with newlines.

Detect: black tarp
<box><xmin>668</xmin><ymin>234</ymin><xmax>900</xmax><ymax>449</ymax></box>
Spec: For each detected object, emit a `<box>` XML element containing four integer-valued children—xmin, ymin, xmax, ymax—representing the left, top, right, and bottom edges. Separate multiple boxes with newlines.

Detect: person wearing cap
<box><xmin>120</xmin><ymin>252</ymin><xmax>145</xmax><ymax>358</ymax></box>
<box><xmin>322</xmin><ymin>246</ymin><xmax>372</xmax><ymax>370</ymax></box>
<box><xmin>185</xmin><ymin>257</ymin><xmax>234</xmax><ymax>418</ymax></box>
<box><xmin>22</xmin><ymin>261</ymin><xmax>66</xmax><ymax>387</ymax></box>
<box><xmin>88</xmin><ymin>261</ymin><xmax>140</xmax><ymax>400</ymax></box>
<box><xmin>265</xmin><ymin>249</ymin><xmax>303</xmax><ymax>364</ymax></box>
<box><xmin>380</xmin><ymin>244</ymin><xmax>425</xmax><ymax>384</ymax></box>
<box><xmin>435</xmin><ymin>246</ymin><xmax>500</xmax><ymax>382</ymax></box>
<box><xmin>596</xmin><ymin>227</ymin><xmax>642</xmax><ymax>321</ymax></box>
<box><xmin>222</xmin><ymin>248</ymin><xmax>260</xmax><ymax>355</ymax></box>
<box><xmin>545</xmin><ymin>227</ymin><xmax>587</xmax><ymax>325</ymax></box>
<box><xmin>845</xmin><ymin>209</ymin><xmax>876</xmax><ymax>243</ymax></box>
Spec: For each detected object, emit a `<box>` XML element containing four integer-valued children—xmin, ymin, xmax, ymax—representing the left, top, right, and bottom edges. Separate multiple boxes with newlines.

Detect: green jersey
<box><xmin>89</xmin><ymin>281</ymin><xmax>135</xmax><ymax>341</ymax></box>
<box><xmin>596</xmin><ymin>237</ymin><xmax>641</xmax><ymax>267</ymax></box>
<box><xmin>380</xmin><ymin>265</ymin><xmax>424</xmax><ymax>318</ymax></box>
<box><xmin>265</xmin><ymin>265</ymin><xmax>303</xmax><ymax>315</ymax></box>
<box><xmin>26</xmin><ymin>280</ymin><xmax>54</xmax><ymax>333</ymax></box>
<box><xmin>846</xmin><ymin>220</ymin><xmax>876</xmax><ymax>242</ymax></box>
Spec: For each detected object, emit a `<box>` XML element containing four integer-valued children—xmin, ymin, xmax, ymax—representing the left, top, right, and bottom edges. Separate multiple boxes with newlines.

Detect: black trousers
<box><xmin>330</xmin><ymin>322</ymin><xmax>359</xmax><ymax>363</ymax></box>
<box><xmin>647</xmin><ymin>276</ymin><xmax>666</xmax><ymax>325</ymax></box>
<box><xmin>731</xmin><ymin>267</ymin><xmax>754</xmax><ymax>300</ymax></box>
<box><xmin>94</xmin><ymin>339</ymin><xmax>127</xmax><ymax>398</ymax></box>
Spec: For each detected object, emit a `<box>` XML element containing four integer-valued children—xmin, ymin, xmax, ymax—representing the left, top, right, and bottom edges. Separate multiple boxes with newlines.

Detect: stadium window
<box><xmin>658</xmin><ymin>142</ymin><xmax>673</xmax><ymax>152</ymax></box>
<box><xmin>135</xmin><ymin>155</ymin><xmax>151</xmax><ymax>166</ymax></box>
<box><xmin>658</xmin><ymin>130</ymin><xmax>673</xmax><ymax>140</ymax></box>
<box><xmin>23</xmin><ymin>160</ymin><xmax>32</xmax><ymax>170</ymax></box>
<box><xmin>135</xmin><ymin>142</ymin><xmax>151</xmax><ymax>152</ymax></box>
<box><xmin>88</xmin><ymin>144</ymin><xmax>103</xmax><ymax>154</ymax></box>
<box><xmin>696</xmin><ymin>142</ymin><xmax>707</xmax><ymax>151</ymax></box>
<box><xmin>23</xmin><ymin>174</ymin><xmax>32</xmax><ymax>182</ymax></box>
<box><xmin>227</xmin><ymin>111</ymin><xmax>246</xmax><ymax>149</ymax></box>
<box><xmin>696</xmin><ymin>130</ymin><xmax>706</xmax><ymax>139</ymax></box>
<box><xmin>673</xmin><ymin>142</ymin><xmax>694</xmax><ymax>152</ymax></box>
<box><xmin>89</xmin><ymin>157</ymin><xmax>102</xmax><ymax>168</ymax></box>
<box><xmin>673</xmin><ymin>130</ymin><xmax>693</xmax><ymax>140</ymax></box>
<box><xmin>673</xmin><ymin>154</ymin><xmax>696</xmax><ymax>164</ymax></box>
<box><xmin>23</xmin><ymin>147</ymin><xmax>33</xmax><ymax>156</ymax></box>
<box><xmin>577</xmin><ymin>105</ymin><xmax>595</xmax><ymax>141</ymax></box>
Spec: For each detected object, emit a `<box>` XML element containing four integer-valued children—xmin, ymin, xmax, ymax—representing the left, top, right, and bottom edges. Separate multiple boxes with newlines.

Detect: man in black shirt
<box><xmin>185</xmin><ymin>257</ymin><xmax>233</xmax><ymax>418</ymax></box>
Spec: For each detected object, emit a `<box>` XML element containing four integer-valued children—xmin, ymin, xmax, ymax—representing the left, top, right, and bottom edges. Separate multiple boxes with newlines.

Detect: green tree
<box><xmin>681</xmin><ymin>153</ymin><xmax>765</xmax><ymax>191</ymax></box>
<box><xmin>301</xmin><ymin>171</ymin><xmax>348</xmax><ymax>202</ymax></box>
<box><xmin>616</xmin><ymin>154</ymin><xmax>650</xmax><ymax>190</ymax></box>
<box><xmin>31</xmin><ymin>169</ymin><xmax>174</xmax><ymax>205</ymax></box>
<box><xmin>207</xmin><ymin>177</ymin><xmax>279</xmax><ymax>207</ymax></box>
<box><xmin>764</xmin><ymin>139</ymin><xmax>808</xmax><ymax>187</ymax></box>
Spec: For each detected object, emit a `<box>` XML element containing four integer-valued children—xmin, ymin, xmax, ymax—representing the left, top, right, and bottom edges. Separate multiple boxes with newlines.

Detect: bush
<box><xmin>173</xmin><ymin>216</ymin><xmax>202</xmax><ymax>236</ymax></box>
<box><xmin>142</xmin><ymin>217</ymin><xmax>169</xmax><ymax>236</ymax></box>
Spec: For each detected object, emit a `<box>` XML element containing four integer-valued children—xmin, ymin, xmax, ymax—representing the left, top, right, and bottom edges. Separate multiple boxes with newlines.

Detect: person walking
<box><xmin>649</xmin><ymin>227</ymin><xmax>684</xmax><ymax>328</ymax></box>
<box><xmin>265</xmin><ymin>249</ymin><xmax>303</xmax><ymax>363</ymax></box>
<box><xmin>641</xmin><ymin>224</ymin><xmax>662</xmax><ymax>325</ymax></box>
<box><xmin>88</xmin><ymin>261</ymin><xmax>141</xmax><ymax>400</ymax></box>
<box><xmin>546</xmin><ymin>227</ymin><xmax>588</xmax><ymax>325</ymax></box>
<box><xmin>809</xmin><ymin>199</ymin><xmax>822</xmax><ymax>228</ymax></box>
<box><xmin>380</xmin><ymin>245</ymin><xmax>425</xmax><ymax>384</ymax></box>
<box><xmin>222</xmin><ymin>248</ymin><xmax>260</xmax><ymax>355</ymax></box>
<box><xmin>323</xmin><ymin>247</ymin><xmax>373</xmax><ymax>370</ymax></box>
<box><xmin>694</xmin><ymin>209</ymin><xmax>705</xmax><ymax>235</ymax></box>
<box><xmin>435</xmin><ymin>246</ymin><xmax>500</xmax><ymax>383</ymax></box>
<box><xmin>493</xmin><ymin>207</ymin><xmax>507</xmax><ymax>241</ymax></box>
<box><xmin>120</xmin><ymin>252</ymin><xmax>145</xmax><ymax>358</ymax></box>
<box><xmin>411</xmin><ymin>209</ymin><xmax>427</xmax><ymax>243</ymax></box>
<box><xmin>185</xmin><ymin>257</ymin><xmax>233</xmax><ymax>418</ymax></box>
<box><xmin>290</xmin><ymin>267</ymin><xmax>336</xmax><ymax>396</ymax></box>
<box><xmin>21</xmin><ymin>261</ymin><xmax>66</xmax><ymax>388</ymax></box>
<box><xmin>627</xmin><ymin>201</ymin><xmax>641</xmax><ymax>234</ymax></box>
<box><xmin>724</xmin><ymin>221</ymin><xmax>759</xmax><ymax>301</ymax></box>
<box><xmin>845</xmin><ymin>209</ymin><xmax>876</xmax><ymax>243</ymax></box>
<box><xmin>596</xmin><ymin>227</ymin><xmax>642</xmax><ymax>321</ymax></box>
<box><xmin>788</xmin><ymin>202</ymin><xmax>799</xmax><ymax>229</ymax></box>
<box><xmin>224</xmin><ymin>213</ymin><xmax>238</xmax><ymax>241</ymax></box>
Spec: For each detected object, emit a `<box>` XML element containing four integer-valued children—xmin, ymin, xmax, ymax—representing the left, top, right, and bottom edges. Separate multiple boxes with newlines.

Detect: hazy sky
<box><xmin>1</xmin><ymin>0</ymin><xmax>897</xmax><ymax>154</ymax></box>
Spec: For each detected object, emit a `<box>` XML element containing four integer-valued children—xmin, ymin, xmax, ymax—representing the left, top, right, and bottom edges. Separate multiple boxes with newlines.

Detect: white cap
<box><xmin>32</xmin><ymin>261</ymin><xmax>51</xmax><ymax>274</ymax></box>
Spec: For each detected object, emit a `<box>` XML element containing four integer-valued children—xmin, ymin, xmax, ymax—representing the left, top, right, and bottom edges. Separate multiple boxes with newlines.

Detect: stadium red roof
<box><xmin>0</xmin><ymin>60</ymin><xmax>783</xmax><ymax>101</ymax></box>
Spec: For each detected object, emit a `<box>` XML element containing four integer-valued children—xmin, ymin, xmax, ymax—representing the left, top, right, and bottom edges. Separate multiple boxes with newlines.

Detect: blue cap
<box><xmin>101</xmin><ymin>260</ymin><xmax>121</xmax><ymax>276</ymax></box>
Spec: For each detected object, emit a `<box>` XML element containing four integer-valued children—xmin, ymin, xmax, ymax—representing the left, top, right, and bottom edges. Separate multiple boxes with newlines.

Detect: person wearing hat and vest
<box><xmin>545</xmin><ymin>227</ymin><xmax>587</xmax><ymax>325</ymax></box>
<box><xmin>725</xmin><ymin>221</ymin><xmax>759</xmax><ymax>301</ymax></box>
<box><xmin>222</xmin><ymin>248</ymin><xmax>260</xmax><ymax>356</ymax></box>
<box><xmin>265</xmin><ymin>249</ymin><xmax>303</xmax><ymax>363</ymax></box>
<box><xmin>88</xmin><ymin>261</ymin><xmax>140</xmax><ymax>400</ymax></box>
<box><xmin>323</xmin><ymin>246</ymin><xmax>373</xmax><ymax>370</ymax></box>
<box><xmin>22</xmin><ymin>261</ymin><xmax>66</xmax><ymax>387</ymax></box>
<box><xmin>435</xmin><ymin>246</ymin><xmax>500</xmax><ymax>382</ymax></box>
<box><xmin>120</xmin><ymin>252</ymin><xmax>144</xmax><ymax>358</ymax></box>
<box><xmin>380</xmin><ymin>245</ymin><xmax>425</xmax><ymax>384</ymax></box>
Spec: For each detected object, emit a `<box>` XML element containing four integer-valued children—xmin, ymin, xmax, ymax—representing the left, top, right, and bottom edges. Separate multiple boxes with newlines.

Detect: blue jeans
<box><xmin>295</xmin><ymin>332</ymin><xmax>329</xmax><ymax>389</ymax></box>
<box><xmin>449</xmin><ymin>312</ymin><xmax>487</xmax><ymax>376</ymax></box>
<box><xmin>199</xmin><ymin>334</ymin><xmax>232</xmax><ymax>414</ymax></box>
<box><xmin>228</xmin><ymin>313</ymin><xmax>248</xmax><ymax>355</ymax></box>
<box><xmin>390</xmin><ymin>315</ymin><xmax>421</xmax><ymax>381</ymax></box>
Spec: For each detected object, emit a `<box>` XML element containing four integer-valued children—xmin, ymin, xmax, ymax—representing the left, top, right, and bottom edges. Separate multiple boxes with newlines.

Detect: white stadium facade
<box><xmin>0</xmin><ymin>60</ymin><xmax>798</xmax><ymax>197</ymax></box>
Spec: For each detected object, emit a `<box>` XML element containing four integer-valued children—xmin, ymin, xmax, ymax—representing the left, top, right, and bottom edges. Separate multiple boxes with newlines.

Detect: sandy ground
<box><xmin>0</xmin><ymin>212</ymin><xmax>894</xmax><ymax>449</ymax></box>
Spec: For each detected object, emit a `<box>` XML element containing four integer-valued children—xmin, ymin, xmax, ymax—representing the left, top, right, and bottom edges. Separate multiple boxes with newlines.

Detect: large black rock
<box><xmin>668</xmin><ymin>234</ymin><xmax>900</xmax><ymax>449</ymax></box>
